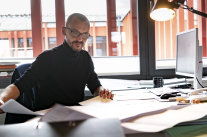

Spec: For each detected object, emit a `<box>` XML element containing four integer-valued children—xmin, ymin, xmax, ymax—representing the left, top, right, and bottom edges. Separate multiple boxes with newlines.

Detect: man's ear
<box><xmin>62</xmin><ymin>27</ymin><xmax>66</xmax><ymax>35</ymax></box>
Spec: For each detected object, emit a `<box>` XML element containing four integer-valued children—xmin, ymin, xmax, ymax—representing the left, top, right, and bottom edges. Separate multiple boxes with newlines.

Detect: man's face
<box><xmin>63</xmin><ymin>18</ymin><xmax>90</xmax><ymax>52</ymax></box>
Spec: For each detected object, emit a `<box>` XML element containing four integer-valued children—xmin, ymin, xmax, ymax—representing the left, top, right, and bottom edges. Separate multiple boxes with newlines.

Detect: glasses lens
<box><xmin>71</xmin><ymin>30</ymin><xmax>80</xmax><ymax>37</ymax></box>
<box><xmin>67</xmin><ymin>27</ymin><xmax>90</xmax><ymax>39</ymax></box>
<box><xmin>82</xmin><ymin>33</ymin><xmax>90</xmax><ymax>39</ymax></box>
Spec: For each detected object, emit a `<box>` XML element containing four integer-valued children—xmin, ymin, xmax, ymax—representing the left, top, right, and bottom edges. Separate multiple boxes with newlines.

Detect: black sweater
<box><xmin>14</xmin><ymin>41</ymin><xmax>101</xmax><ymax>110</ymax></box>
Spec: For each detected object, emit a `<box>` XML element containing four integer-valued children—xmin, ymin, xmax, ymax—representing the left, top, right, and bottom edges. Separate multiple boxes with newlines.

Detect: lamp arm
<box><xmin>188</xmin><ymin>7</ymin><xmax>207</xmax><ymax>18</ymax></box>
<box><xmin>179</xmin><ymin>3</ymin><xmax>207</xmax><ymax>18</ymax></box>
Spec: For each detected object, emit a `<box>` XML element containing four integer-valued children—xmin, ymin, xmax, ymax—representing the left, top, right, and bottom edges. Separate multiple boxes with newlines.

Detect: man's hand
<box><xmin>94</xmin><ymin>86</ymin><xmax>114</xmax><ymax>100</ymax></box>
<box><xmin>99</xmin><ymin>88</ymin><xmax>114</xmax><ymax>100</ymax></box>
<box><xmin>0</xmin><ymin>84</ymin><xmax>20</xmax><ymax>114</ymax></box>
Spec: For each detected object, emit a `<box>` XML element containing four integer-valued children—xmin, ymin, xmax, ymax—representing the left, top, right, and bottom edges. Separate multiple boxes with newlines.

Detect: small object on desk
<box><xmin>191</xmin><ymin>96</ymin><xmax>207</xmax><ymax>104</ymax></box>
<box><xmin>160</xmin><ymin>93</ymin><xmax>178</xmax><ymax>99</ymax></box>
<box><xmin>170</xmin><ymin>83</ymin><xmax>192</xmax><ymax>89</ymax></box>
<box><xmin>149</xmin><ymin>87</ymin><xmax>179</xmax><ymax>96</ymax></box>
<box><xmin>153</xmin><ymin>77</ymin><xmax>164</xmax><ymax>88</ymax></box>
<box><xmin>176</xmin><ymin>98</ymin><xmax>190</xmax><ymax>103</ymax></box>
<box><xmin>190</xmin><ymin>88</ymin><xmax>207</xmax><ymax>95</ymax></box>
<box><xmin>192</xmin><ymin>99</ymin><xmax>201</xmax><ymax>104</ymax></box>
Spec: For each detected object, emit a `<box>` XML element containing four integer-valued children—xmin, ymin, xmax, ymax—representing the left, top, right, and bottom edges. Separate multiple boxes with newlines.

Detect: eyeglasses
<box><xmin>64</xmin><ymin>27</ymin><xmax>90</xmax><ymax>39</ymax></box>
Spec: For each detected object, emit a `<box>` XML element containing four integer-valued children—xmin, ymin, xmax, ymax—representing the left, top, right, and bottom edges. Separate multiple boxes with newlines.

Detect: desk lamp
<box><xmin>150</xmin><ymin>0</ymin><xmax>207</xmax><ymax>21</ymax></box>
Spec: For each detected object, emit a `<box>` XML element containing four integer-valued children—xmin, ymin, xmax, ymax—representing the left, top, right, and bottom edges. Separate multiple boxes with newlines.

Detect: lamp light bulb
<box><xmin>150</xmin><ymin>8</ymin><xmax>175</xmax><ymax>21</ymax></box>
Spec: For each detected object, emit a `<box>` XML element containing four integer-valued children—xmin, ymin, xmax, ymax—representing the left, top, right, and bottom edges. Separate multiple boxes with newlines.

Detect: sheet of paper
<box><xmin>121</xmin><ymin>103</ymin><xmax>207</xmax><ymax>133</ymax></box>
<box><xmin>99</xmin><ymin>79</ymin><xmax>141</xmax><ymax>91</ymax></box>
<box><xmin>78</xmin><ymin>96</ymin><xmax>177</xmax><ymax>120</ymax></box>
<box><xmin>79</xmin><ymin>95</ymin><xmax>207</xmax><ymax>133</ymax></box>
<box><xmin>80</xmin><ymin>89</ymin><xmax>159</xmax><ymax>106</ymax></box>
<box><xmin>0</xmin><ymin>99</ymin><xmax>42</xmax><ymax>115</ymax></box>
<box><xmin>79</xmin><ymin>96</ymin><xmax>114</xmax><ymax>106</ymax></box>
<box><xmin>113</xmin><ymin>89</ymin><xmax>159</xmax><ymax>101</ymax></box>
<box><xmin>40</xmin><ymin>104</ymin><xmax>94</xmax><ymax>123</ymax></box>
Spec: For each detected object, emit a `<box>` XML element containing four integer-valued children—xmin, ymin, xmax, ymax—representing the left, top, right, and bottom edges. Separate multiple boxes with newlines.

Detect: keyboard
<box><xmin>169</xmin><ymin>83</ymin><xmax>192</xmax><ymax>89</ymax></box>
<box><xmin>148</xmin><ymin>87</ymin><xmax>179</xmax><ymax>96</ymax></box>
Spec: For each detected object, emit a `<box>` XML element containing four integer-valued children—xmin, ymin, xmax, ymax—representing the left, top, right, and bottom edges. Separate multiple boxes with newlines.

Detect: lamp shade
<box><xmin>150</xmin><ymin>0</ymin><xmax>176</xmax><ymax>21</ymax></box>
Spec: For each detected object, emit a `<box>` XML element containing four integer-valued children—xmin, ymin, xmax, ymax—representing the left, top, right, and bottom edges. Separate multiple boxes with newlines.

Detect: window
<box><xmin>0</xmin><ymin>39</ymin><xmax>10</xmax><ymax>58</ymax></box>
<box><xmin>27</xmin><ymin>38</ymin><xmax>32</xmax><ymax>48</ymax></box>
<box><xmin>0</xmin><ymin>0</ymin><xmax>153</xmax><ymax>78</ymax></box>
<box><xmin>96</xmin><ymin>36</ymin><xmax>106</xmax><ymax>56</ymax></box>
<box><xmin>18</xmin><ymin>38</ymin><xmax>24</xmax><ymax>48</ymax></box>
<box><xmin>0</xmin><ymin>0</ymin><xmax>32</xmax><ymax>58</ymax></box>
<box><xmin>87</xmin><ymin>36</ymin><xmax>93</xmax><ymax>56</ymax></box>
<box><xmin>42</xmin><ymin>0</ymin><xmax>56</xmax><ymax>51</ymax></box>
<box><xmin>48</xmin><ymin>37</ymin><xmax>56</xmax><ymax>49</ymax></box>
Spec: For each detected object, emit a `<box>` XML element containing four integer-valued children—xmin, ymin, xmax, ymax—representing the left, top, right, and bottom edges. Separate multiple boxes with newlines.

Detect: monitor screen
<box><xmin>176</xmin><ymin>28</ymin><xmax>198</xmax><ymax>77</ymax></box>
<box><xmin>175</xmin><ymin>28</ymin><xmax>203</xmax><ymax>89</ymax></box>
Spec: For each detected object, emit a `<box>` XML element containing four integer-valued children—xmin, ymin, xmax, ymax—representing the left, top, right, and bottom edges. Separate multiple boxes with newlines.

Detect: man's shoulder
<box><xmin>40</xmin><ymin>45</ymin><xmax>63</xmax><ymax>56</ymax></box>
<box><xmin>81</xmin><ymin>50</ymin><xmax>91</xmax><ymax>57</ymax></box>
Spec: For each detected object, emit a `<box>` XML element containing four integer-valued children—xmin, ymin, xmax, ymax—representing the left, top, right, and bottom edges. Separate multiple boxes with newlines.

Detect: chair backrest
<box><xmin>5</xmin><ymin>63</ymin><xmax>38</xmax><ymax>124</ymax></box>
<box><xmin>11</xmin><ymin>63</ymin><xmax>38</xmax><ymax>111</ymax></box>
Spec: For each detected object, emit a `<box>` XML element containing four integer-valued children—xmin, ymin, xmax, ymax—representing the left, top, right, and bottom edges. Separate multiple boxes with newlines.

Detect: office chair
<box><xmin>4</xmin><ymin>63</ymin><xmax>37</xmax><ymax>124</ymax></box>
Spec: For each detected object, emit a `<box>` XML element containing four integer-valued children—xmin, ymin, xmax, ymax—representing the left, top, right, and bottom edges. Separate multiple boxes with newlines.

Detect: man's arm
<box><xmin>94</xmin><ymin>86</ymin><xmax>114</xmax><ymax>99</ymax></box>
<box><xmin>0</xmin><ymin>84</ymin><xmax>20</xmax><ymax>106</ymax></box>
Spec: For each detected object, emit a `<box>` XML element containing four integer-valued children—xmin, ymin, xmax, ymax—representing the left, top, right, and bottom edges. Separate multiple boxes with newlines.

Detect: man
<box><xmin>0</xmin><ymin>13</ymin><xmax>113</xmax><ymax>120</ymax></box>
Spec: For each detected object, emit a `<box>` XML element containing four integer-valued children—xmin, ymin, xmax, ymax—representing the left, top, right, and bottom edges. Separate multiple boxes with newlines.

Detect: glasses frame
<box><xmin>64</xmin><ymin>27</ymin><xmax>90</xmax><ymax>39</ymax></box>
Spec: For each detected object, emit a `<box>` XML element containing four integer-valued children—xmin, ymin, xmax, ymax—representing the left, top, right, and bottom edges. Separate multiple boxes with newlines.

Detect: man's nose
<box><xmin>76</xmin><ymin>34</ymin><xmax>83</xmax><ymax>41</ymax></box>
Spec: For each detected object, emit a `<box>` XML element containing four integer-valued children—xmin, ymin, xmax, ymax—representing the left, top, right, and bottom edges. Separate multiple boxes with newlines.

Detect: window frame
<box><xmin>105</xmin><ymin>0</ymin><xmax>183</xmax><ymax>80</ymax></box>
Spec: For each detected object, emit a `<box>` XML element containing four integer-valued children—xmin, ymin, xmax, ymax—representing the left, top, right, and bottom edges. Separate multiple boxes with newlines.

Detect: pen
<box><xmin>35</xmin><ymin>120</ymin><xmax>40</xmax><ymax>129</ymax></box>
<box><xmin>35</xmin><ymin>117</ymin><xmax>42</xmax><ymax>129</ymax></box>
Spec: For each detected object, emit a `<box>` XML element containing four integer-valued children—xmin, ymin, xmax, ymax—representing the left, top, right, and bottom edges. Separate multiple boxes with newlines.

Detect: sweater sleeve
<box><xmin>14</xmin><ymin>51</ymin><xmax>50</xmax><ymax>94</ymax></box>
<box><xmin>86</xmin><ymin>55</ymin><xmax>102</xmax><ymax>94</ymax></box>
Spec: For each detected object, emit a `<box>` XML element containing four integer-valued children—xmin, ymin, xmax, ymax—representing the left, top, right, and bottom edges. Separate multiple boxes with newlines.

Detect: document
<box><xmin>113</xmin><ymin>89</ymin><xmax>159</xmax><ymax>101</ymax></box>
<box><xmin>121</xmin><ymin>103</ymin><xmax>207</xmax><ymax>132</ymax></box>
<box><xmin>40</xmin><ymin>104</ymin><xmax>94</xmax><ymax>123</ymax></box>
<box><xmin>80</xmin><ymin>89</ymin><xmax>159</xmax><ymax>106</ymax></box>
<box><xmin>0</xmin><ymin>99</ymin><xmax>43</xmax><ymax>116</ymax></box>
<box><xmin>99</xmin><ymin>78</ymin><xmax>140</xmax><ymax>91</ymax></box>
<box><xmin>78</xmin><ymin>96</ymin><xmax>207</xmax><ymax>133</ymax></box>
<box><xmin>78</xmin><ymin>96</ymin><xmax>178</xmax><ymax>120</ymax></box>
<box><xmin>79</xmin><ymin>96</ymin><xmax>114</xmax><ymax>106</ymax></box>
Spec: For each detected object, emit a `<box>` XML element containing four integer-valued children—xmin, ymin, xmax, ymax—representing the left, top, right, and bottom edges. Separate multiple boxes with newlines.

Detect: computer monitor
<box><xmin>175</xmin><ymin>28</ymin><xmax>203</xmax><ymax>89</ymax></box>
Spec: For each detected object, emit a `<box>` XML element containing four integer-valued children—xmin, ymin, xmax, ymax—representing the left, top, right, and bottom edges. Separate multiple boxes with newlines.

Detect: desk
<box><xmin>2</xmin><ymin>79</ymin><xmax>207</xmax><ymax>137</ymax></box>
<box><xmin>78</xmin><ymin>87</ymin><xmax>207</xmax><ymax>136</ymax></box>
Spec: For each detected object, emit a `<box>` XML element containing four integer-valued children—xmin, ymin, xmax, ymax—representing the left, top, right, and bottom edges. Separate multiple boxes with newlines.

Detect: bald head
<box><xmin>66</xmin><ymin>13</ymin><xmax>90</xmax><ymax>28</ymax></box>
<box><xmin>63</xmin><ymin>13</ymin><xmax>90</xmax><ymax>52</ymax></box>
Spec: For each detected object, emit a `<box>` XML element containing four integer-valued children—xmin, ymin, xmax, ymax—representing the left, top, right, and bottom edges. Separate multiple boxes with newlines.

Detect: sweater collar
<box><xmin>63</xmin><ymin>40</ymin><xmax>81</xmax><ymax>56</ymax></box>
